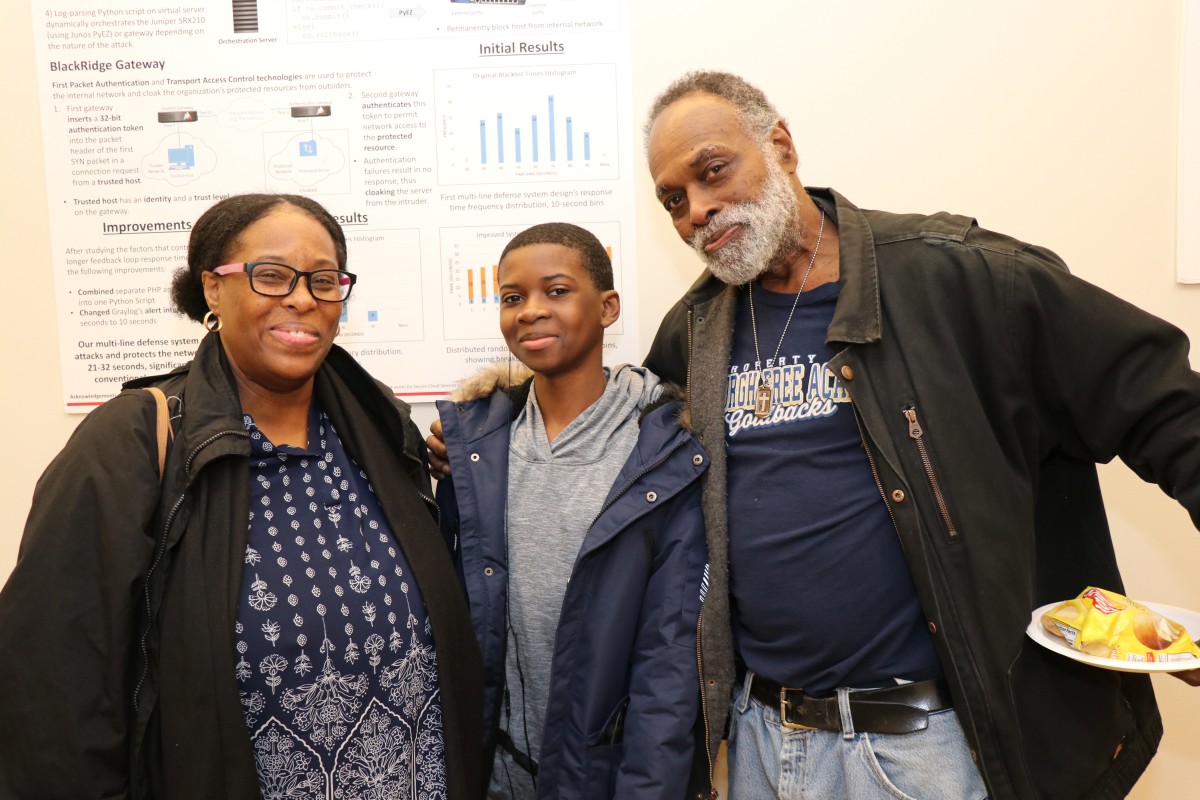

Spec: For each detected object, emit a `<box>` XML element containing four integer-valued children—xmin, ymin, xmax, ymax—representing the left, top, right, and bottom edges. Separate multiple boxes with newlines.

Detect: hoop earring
<box><xmin>203</xmin><ymin>310</ymin><xmax>223</xmax><ymax>332</ymax></box>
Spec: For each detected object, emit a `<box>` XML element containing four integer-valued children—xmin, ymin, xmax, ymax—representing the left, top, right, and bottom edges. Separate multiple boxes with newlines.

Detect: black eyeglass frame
<box><xmin>210</xmin><ymin>261</ymin><xmax>357</xmax><ymax>302</ymax></box>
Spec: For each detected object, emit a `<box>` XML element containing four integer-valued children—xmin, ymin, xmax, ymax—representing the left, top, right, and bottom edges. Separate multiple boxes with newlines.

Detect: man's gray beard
<box><xmin>688</xmin><ymin>156</ymin><xmax>801</xmax><ymax>286</ymax></box>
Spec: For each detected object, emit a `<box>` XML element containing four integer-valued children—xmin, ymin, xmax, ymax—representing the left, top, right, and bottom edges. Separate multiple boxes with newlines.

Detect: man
<box><xmin>641</xmin><ymin>71</ymin><xmax>1200</xmax><ymax>799</ymax></box>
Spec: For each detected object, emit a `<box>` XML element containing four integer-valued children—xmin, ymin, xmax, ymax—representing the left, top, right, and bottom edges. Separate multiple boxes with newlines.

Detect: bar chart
<box><xmin>434</xmin><ymin>64</ymin><xmax>620</xmax><ymax>185</ymax></box>
<box><xmin>338</xmin><ymin>228</ymin><xmax>426</xmax><ymax>341</ymax></box>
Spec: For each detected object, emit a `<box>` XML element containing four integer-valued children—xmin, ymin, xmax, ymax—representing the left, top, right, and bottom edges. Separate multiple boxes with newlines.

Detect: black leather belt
<box><xmin>748</xmin><ymin>676</ymin><xmax>953</xmax><ymax>735</ymax></box>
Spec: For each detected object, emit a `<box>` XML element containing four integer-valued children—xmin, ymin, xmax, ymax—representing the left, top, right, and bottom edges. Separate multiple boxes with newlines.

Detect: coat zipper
<box><xmin>696</xmin><ymin>608</ymin><xmax>717</xmax><ymax>798</ymax></box>
<box><xmin>133</xmin><ymin>491</ymin><xmax>188</xmax><ymax>712</ymax></box>
<box><xmin>903</xmin><ymin>406</ymin><xmax>958</xmax><ymax>538</ymax></box>
<box><xmin>686</xmin><ymin>308</ymin><xmax>695</xmax><ymax>411</ymax></box>
<box><xmin>686</xmin><ymin>305</ymin><xmax>718</xmax><ymax>798</ymax></box>
<box><xmin>400</xmin><ymin>446</ymin><xmax>441</xmax><ymax>527</ymax></box>
<box><xmin>133</xmin><ymin>428</ymin><xmax>246</xmax><ymax>712</ymax></box>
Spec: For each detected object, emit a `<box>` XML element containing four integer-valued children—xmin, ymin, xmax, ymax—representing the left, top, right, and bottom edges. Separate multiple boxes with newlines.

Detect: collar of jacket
<box><xmin>675</xmin><ymin>187</ymin><xmax>977</xmax><ymax>348</ymax></box>
<box><xmin>127</xmin><ymin>333</ymin><xmax>425</xmax><ymax>480</ymax></box>
<box><xmin>674</xmin><ymin>188</ymin><xmax>879</xmax><ymax>346</ymax></box>
<box><xmin>448</xmin><ymin>361</ymin><xmax>690</xmax><ymax>429</ymax></box>
<box><xmin>443</xmin><ymin>373</ymin><xmax>693</xmax><ymax>450</ymax></box>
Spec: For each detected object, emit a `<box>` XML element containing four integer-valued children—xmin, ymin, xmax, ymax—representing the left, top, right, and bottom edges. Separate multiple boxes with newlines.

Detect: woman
<box><xmin>0</xmin><ymin>194</ymin><xmax>482</xmax><ymax>799</ymax></box>
<box><xmin>436</xmin><ymin>223</ymin><xmax>708</xmax><ymax>798</ymax></box>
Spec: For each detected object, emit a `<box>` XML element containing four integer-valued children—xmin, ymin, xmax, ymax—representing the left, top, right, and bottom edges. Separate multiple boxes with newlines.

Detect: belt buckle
<box><xmin>779</xmin><ymin>687</ymin><xmax>816</xmax><ymax>731</ymax></box>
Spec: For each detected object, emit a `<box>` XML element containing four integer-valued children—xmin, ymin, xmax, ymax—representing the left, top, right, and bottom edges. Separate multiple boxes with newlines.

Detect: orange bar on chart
<box><xmin>492</xmin><ymin>265</ymin><xmax>499</xmax><ymax>303</ymax></box>
<box><xmin>479</xmin><ymin>267</ymin><xmax>487</xmax><ymax>303</ymax></box>
<box><xmin>467</xmin><ymin>269</ymin><xmax>475</xmax><ymax>304</ymax></box>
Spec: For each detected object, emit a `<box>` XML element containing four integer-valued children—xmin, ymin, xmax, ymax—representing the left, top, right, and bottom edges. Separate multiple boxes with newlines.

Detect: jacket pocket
<box><xmin>583</xmin><ymin>699</ymin><xmax>627</xmax><ymax>796</ymax></box>
<box><xmin>902</xmin><ymin>405</ymin><xmax>960</xmax><ymax>541</ymax></box>
<box><xmin>588</xmin><ymin>695</ymin><xmax>629</xmax><ymax>747</ymax></box>
<box><xmin>1008</xmin><ymin>638</ymin><xmax>1137</xmax><ymax>797</ymax></box>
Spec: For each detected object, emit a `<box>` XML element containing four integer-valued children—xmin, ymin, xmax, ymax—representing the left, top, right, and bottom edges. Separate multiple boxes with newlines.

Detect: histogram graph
<box><xmin>338</xmin><ymin>228</ymin><xmax>425</xmax><ymax>341</ymax></box>
<box><xmin>478</xmin><ymin>98</ymin><xmax>594</xmax><ymax>166</ymax></box>
<box><xmin>435</xmin><ymin>64</ymin><xmax>619</xmax><ymax>184</ymax></box>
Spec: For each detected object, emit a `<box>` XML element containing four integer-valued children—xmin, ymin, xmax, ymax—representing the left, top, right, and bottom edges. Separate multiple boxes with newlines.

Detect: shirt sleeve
<box><xmin>1008</xmin><ymin>244</ymin><xmax>1200</xmax><ymax>528</ymax></box>
<box><xmin>0</xmin><ymin>390</ymin><xmax>163</xmax><ymax>798</ymax></box>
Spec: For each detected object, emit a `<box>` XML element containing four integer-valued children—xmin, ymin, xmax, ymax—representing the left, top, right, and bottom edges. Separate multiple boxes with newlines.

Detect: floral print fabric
<box><xmin>236</xmin><ymin>404</ymin><xmax>445</xmax><ymax>800</ymax></box>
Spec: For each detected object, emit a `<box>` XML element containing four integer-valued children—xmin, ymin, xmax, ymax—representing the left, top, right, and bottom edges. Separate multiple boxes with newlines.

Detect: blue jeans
<box><xmin>728</xmin><ymin>673</ymin><xmax>988</xmax><ymax>800</ymax></box>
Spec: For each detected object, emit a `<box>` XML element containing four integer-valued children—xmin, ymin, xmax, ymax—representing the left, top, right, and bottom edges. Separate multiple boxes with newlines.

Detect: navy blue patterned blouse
<box><xmin>234</xmin><ymin>402</ymin><xmax>445</xmax><ymax>799</ymax></box>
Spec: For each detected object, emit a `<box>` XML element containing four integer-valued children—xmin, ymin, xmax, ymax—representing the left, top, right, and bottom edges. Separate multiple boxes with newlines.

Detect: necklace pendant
<box><xmin>754</xmin><ymin>380</ymin><xmax>773</xmax><ymax>419</ymax></box>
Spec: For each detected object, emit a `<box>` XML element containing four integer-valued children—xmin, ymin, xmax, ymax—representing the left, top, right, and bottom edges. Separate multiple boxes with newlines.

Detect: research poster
<box><xmin>1181</xmin><ymin>1</ymin><xmax>1200</xmax><ymax>284</ymax></box>
<box><xmin>34</xmin><ymin>0</ymin><xmax>637</xmax><ymax>410</ymax></box>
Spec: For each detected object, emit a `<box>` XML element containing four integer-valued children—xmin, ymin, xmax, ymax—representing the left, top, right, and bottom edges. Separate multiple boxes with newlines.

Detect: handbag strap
<box><xmin>142</xmin><ymin>386</ymin><xmax>174</xmax><ymax>481</ymax></box>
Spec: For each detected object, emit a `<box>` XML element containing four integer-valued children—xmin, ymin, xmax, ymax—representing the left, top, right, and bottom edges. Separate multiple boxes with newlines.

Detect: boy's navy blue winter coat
<box><xmin>436</xmin><ymin>374</ymin><xmax>709</xmax><ymax>799</ymax></box>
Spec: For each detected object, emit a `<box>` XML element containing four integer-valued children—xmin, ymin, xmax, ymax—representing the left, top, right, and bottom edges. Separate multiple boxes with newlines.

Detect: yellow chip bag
<box><xmin>1041</xmin><ymin>587</ymin><xmax>1200</xmax><ymax>665</ymax></box>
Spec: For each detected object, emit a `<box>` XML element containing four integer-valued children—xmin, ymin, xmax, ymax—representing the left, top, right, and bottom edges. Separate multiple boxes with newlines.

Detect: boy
<box><xmin>436</xmin><ymin>223</ymin><xmax>709</xmax><ymax>798</ymax></box>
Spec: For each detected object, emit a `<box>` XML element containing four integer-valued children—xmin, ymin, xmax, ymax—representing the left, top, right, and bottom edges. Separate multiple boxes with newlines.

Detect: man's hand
<box><xmin>1170</xmin><ymin>668</ymin><xmax>1200</xmax><ymax>687</ymax></box>
<box><xmin>427</xmin><ymin>418</ymin><xmax>450</xmax><ymax>480</ymax></box>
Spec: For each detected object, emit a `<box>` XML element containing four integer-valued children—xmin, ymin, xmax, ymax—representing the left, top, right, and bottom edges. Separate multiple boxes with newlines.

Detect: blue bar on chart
<box><xmin>474</xmin><ymin>95</ymin><xmax>595</xmax><ymax>168</ymax></box>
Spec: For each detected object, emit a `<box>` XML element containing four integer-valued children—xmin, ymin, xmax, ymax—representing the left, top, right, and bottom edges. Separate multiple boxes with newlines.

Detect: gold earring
<box><xmin>203</xmin><ymin>310</ymin><xmax>223</xmax><ymax>332</ymax></box>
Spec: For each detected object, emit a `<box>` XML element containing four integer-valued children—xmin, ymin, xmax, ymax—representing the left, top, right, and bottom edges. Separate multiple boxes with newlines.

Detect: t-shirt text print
<box><xmin>726</xmin><ymin>351</ymin><xmax>850</xmax><ymax>437</ymax></box>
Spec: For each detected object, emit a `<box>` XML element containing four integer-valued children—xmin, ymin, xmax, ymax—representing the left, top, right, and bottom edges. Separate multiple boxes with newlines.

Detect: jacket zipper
<box><xmin>133</xmin><ymin>491</ymin><xmax>187</xmax><ymax>712</ymax></box>
<box><xmin>400</xmin><ymin>446</ymin><xmax>441</xmax><ymax>527</ymax></box>
<box><xmin>696</xmin><ymin>608</ymin><xmax>717</xmax><ymax>798</ymax></box>
<box><xmin>685</xmin><ymin>308</ymin><xmax>695</xmax><ymax>410</ymax></box>
<box><xmin>685</xmin><ymin>305</ymin><xmax>718</xmax><ymax>797</ymax></box>
<box><xmin>903</xmin><ymin>406</ymin><xmax>958</xmax><ymax>538</ymax></box>
<box><xmin>133</xmin><ymin>428</ymin><xmax>246</xmax><ymax>712</ymax></box>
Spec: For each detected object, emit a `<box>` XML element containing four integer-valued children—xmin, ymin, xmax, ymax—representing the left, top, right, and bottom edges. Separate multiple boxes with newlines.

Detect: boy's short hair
<box><xmin>499</xmin><ymin>222</ymin><xmax>613</xmax><ymax>291</ymax></box>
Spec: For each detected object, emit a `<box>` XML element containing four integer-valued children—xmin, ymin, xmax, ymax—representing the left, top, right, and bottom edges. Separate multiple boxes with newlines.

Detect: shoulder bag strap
<box><xmin>142</xmin><ymin>386</ymin><xmax>174</xmax><ymax>482</ymax></box>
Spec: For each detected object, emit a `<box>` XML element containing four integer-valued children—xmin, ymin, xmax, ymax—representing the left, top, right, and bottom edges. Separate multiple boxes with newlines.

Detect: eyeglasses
<box><xmin>211</xmin><ymin>262</ymin><xmax>356</xmax><ymax>302</ymax></box>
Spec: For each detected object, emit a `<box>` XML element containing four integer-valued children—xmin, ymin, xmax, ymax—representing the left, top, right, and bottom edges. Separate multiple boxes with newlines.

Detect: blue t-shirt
<box><xmin>726</xmin><ymin>281</ymin><xmax>942</xmax><ymax>693</ymax></box>
<box><xmin>235</xmin><ymin>402</ymin><xmax>446</xmax><ymax>799</ymax></box>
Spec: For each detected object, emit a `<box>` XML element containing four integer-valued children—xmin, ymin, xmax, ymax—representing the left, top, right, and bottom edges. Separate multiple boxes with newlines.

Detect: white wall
<box><xmin>3</xmin><ymin>2</ymin><xmax>1197</xmax><ymax>795</ymax></box>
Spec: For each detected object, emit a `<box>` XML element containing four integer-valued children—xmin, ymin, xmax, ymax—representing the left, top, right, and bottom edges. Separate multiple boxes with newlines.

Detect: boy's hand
<box><xmin>427</xmin><ymin>418</ymin><xmax>450</xmax><ymax>480</ymax></box>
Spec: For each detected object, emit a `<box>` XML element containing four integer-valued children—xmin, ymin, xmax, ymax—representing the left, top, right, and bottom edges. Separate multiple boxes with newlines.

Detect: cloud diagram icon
<box><xmin>141</xmin><ymin>133</ymin><xmax>218</xmax><ymax>186</ymax></box>
<box><xmin>266</xmin><ymin>132</ymin><xmax>348</xmax><ymax>189</ymax></box>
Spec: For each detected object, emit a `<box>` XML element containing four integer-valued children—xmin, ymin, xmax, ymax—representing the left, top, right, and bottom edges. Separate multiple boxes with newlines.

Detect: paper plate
<box><xmin>1026</xmin><ymin>601</ymin><xmax>1200</xmax><ymax>673</ymax></box>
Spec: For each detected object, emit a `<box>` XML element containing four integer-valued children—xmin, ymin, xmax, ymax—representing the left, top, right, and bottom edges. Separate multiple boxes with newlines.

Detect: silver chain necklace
<box><xmin>749</xmin><ymin>209</ymin><xmax>826</xmax><ymax>419</ymax></box>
